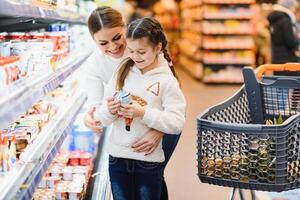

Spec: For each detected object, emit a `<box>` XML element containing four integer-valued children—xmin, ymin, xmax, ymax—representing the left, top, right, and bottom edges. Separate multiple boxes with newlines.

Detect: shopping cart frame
<box><xmin>197</xmin><ymin>63</ymin><xmax>300</xmax><ymax>197</ymax></box>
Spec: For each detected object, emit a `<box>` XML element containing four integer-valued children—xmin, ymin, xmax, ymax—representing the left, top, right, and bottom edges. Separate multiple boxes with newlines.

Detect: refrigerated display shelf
<box><xmin>89</xmin><ymin>127</ymin><xmax>113</xmax><ymax>200</ymax></box>
<box><xmin>0</xmin><ymin>92</ymin><xmax>87</xmax><ymax>200</ymax></box>
<box><xmin>0</xmin><ymin>0</ymin><xmax>86</xmax><ymax>24</ymax></box>
<box><xmin>0</xmin><ymin>50</ymin><xmax>91</xmax><ymax>130</ymax></box>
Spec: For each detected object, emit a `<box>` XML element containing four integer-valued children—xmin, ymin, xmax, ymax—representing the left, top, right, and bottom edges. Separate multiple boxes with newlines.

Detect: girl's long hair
<box><xmin>116</xmin><ymin>17</ymin><xmax>179</xmax><ymax>90</ymax></box>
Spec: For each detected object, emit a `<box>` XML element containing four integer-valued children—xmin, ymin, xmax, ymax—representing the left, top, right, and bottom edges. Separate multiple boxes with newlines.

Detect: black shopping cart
<box><xmin>197</xmin><ymin>63</ymin><xmax>300</xmax><ymax>200</ymax></box>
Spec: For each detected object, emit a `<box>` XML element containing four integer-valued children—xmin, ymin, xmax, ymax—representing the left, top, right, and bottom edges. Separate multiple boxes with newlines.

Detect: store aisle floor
<box><xmin>165</xmin><ymin>68</ymin><xmax>246</xmax><ymax>200</ymax></box>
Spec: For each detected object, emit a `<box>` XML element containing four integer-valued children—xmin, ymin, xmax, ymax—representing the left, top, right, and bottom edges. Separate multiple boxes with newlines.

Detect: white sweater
<box><xmin>82</xmin><ymin>49</ymin><xmax>169</xmax><ymax>109</ymax></box>
<box><xmin>82</xmin><ymin>50</ymin><xmax>123</xmax><ymax>108</ymax></box>
<box><xmin>96</xmin><ymin>65</ymin><xmax>186</xmax><ymax>162</ymax></box>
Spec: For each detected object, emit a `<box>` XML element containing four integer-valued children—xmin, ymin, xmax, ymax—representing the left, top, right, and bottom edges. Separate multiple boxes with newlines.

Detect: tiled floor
<box><xmin>165</xmin><ymin>68</ymin><xmax>248</xmax><ymax>200</ymax></box>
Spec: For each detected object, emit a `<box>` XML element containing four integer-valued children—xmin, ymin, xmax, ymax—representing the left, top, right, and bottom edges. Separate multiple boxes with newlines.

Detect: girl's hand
<box><xmin>107</xmin><ymin>97</ymin><xmax>121</xmax><ymax>115</ymax></box>
<box><xmin>118</xmin><ymin>100</ymin><xmax>146</xmax><ymax>119</ymax></box>
<box><xmin>83</xmin><ymin>107</ymin><xmax>103</xmax><ymax>134</ymax></box>
<box><xmin>132</xmin><ymin>129</ymin><xmax>164</xmax><ymax>155</ymax></box>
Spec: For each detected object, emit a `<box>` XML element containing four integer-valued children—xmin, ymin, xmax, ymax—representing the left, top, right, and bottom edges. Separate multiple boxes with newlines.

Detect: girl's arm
<box><xmin>140</xmin><ymin>78</ymin><xmax>186</xmax><ymax>135</ymax></box>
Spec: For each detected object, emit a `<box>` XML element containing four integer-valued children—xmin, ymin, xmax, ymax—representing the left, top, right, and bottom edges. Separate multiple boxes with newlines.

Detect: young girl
<box><xmin>85</xmin><ymin>7</ymin><xmax>182</xmax><ymax>199</ymax></box>
<box><xmin>95</xmin><ymin>17</ymin><xmax>186</xmax><ymax>200</ymax></box>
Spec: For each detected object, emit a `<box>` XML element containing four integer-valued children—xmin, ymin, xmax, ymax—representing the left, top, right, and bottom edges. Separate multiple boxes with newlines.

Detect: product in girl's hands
<box><xmin>114</xmin><ymin>90</ymin><xmax>133</xmax><ymax>131</ymax></box>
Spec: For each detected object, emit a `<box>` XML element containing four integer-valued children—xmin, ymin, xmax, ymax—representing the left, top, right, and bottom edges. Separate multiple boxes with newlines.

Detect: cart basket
<box><xmin>197</xmin><ymin>63</ymin><xmax>300</xmax><ymax>192</ymax></box>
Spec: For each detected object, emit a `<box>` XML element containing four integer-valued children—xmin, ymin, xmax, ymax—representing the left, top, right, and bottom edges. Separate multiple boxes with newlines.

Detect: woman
<box><xmin>83</xmin><ymin>6</ymin><xmax>181</xmax><ymax>200</ymax></box>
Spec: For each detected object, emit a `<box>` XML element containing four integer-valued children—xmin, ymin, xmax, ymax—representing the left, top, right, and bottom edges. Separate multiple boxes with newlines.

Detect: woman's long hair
<box><xmin>87</xmin><ymin>6</ymin><xmax>125</xmax><ymax>37</ymax></box>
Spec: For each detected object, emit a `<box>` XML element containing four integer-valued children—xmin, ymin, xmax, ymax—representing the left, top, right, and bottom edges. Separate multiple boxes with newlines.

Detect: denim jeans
<box><xmin>109</xmin><ymin>155</ymin><xmax>164</xmax><ymax>200</ymax></box>
<box><xmin>160</xmin><ymin>134</ymin><xmax>181</xmax><ymax>200</ymax></box>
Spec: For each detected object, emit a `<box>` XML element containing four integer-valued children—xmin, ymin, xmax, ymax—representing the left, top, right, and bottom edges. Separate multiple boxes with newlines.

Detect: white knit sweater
<box><xmin>95</xmin><ymin>65</ymin><xmax>186</xmax><ymax>162</ymax></box>
<box><xmin>82</xmin><ymin>49</ymin><xmax>169</xmax><ymax>109</ymax></box>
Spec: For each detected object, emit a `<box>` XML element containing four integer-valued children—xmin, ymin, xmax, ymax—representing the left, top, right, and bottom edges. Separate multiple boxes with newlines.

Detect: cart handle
<box><xmin>255</xmin><ymin>63</ymin><xmax>300</xmax><ymax>79</ymax></box>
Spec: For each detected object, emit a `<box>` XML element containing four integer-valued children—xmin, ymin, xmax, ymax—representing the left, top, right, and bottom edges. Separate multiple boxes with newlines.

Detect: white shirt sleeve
<box><xmin>82</xmin><ymin>51</ymin><xmax>105</xmax><ymax>109</ymax></box>
<box><xmin>140</xmin><ymin>78</ymin><xmax>186</xmax><ymax>135</ymax></box>
<box><xmin>94</xmin><ymin>75</ymin><xmax>118</xmax><ymax>126</ymax></box>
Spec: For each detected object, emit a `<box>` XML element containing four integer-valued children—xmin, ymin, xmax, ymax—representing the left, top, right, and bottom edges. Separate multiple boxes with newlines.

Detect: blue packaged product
<box><xmin>114</xmin><ymin>90</ymin><xmax>132</xmax><ymax>131</ymax></box>
<box><xmin>48</xmin><ymin>24</ymin><xmax>60</xmax><ymax>32</ymax></box>
<box><xmin>59</xmin><ymin>24</ymin><xmax>69</xmax><ymax>32</ymax></box>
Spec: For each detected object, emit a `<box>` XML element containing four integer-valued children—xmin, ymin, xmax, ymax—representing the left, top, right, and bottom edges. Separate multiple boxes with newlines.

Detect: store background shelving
<box><xmin>178</xmin><ymin>0</ymin><xmax>256</xmax><ymax>83</ymax></box>
<box><xmin>178</xmin><ymin>0</ymin><xmax>203</xmax><ymax>80</ymax></box>
<box><xmin>153</xmin><ymin>1</ymin><xmax>180</xmax><ymax>65</ymax></box>
<box><xmin>202</xmin><ymin>0</ymin><xmax>256</xmax><ymax>84</ymax></box>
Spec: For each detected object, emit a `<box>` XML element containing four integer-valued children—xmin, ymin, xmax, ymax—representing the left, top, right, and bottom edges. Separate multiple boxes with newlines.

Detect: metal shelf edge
<box><xmin>0</xmin><ymin>92</ymin><xmax>87</xmax><ymax>200</ymax></box>
<box><xmin>0</xmin><ymin>51</ymin><xmax>91</xmax><ymax>130</ymax></box>
<box><xmin>0</xmin><ymin>0</ymin><xmax>86</xmax><ymax>24</ymax></box>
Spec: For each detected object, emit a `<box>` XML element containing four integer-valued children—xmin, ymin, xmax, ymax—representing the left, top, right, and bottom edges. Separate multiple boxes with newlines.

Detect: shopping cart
<box><xmin>197</xmin><ymin>63</ymin><xmax>300</xmax><ymax>200</ymax></box>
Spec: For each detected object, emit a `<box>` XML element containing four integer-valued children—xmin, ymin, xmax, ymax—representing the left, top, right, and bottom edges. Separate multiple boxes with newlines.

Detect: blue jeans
<box><xmin>109</xmin><ymin>156</ymin><xmax>164</xmax><ymax>200</ymax></box>
<box><xmin>161</xmin><ymin>133</ymin><xmax>181</xmax><ymax>200</ymax></box>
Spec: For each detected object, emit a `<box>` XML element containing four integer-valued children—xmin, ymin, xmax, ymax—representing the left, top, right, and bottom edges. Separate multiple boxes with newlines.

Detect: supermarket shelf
<box><xmin>202</xmin><ymin>31</ymin><xmax>253</xmax><ymax>35</ymax></box>
<box><xmin>179</xmin><ymin>56</ymin><xmax>203</xmax><ymax>80</ymax></box>
<box><xmin>202</xmin><ymin>46</ymin><xmax>254</xmax><ymax>50</ymax></box>
<box><xmin>202</xmin><ymin>0</ymin><xmax>254</xmax><ymax>5</ymax></box>
<box><xmin>0</xmin><ymin>0</ymin><xmax>86</xmax><ymax>25</ymax></box>
<box><xmin>203</xmin><ymin>14</ymin><xmax>252</xmax><ymax>20</ymax></box>
<box><xmin>180</xmin><ymin>2</ymin><xmax>202</xmax><ymax>9</ymax></box>
<box><xmin>203</xmin><ymin>60</ymin><xmax>255</xmax><ymax>65</ymax></box>
<box><xmin>90</xmin><ymin>127</ymin><xmax>113</xmax><ymax>200</ymax></box>
<box><xmin>0</xmin><ymin>50</ymin><xmax>92</xmax><ymax>130</ymax></box>
<box><xmin>0</xmin><ymin>92</ymin><xmax>87</xmax><ymax>200</ymax></box>
<box><xmin>180</xmin><ymin>50</ymin><xmax>202</xmax><ymax>61</ymax></box>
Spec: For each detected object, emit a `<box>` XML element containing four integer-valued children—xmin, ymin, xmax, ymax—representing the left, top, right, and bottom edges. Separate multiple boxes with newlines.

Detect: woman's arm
<box><xmin>82</xmin><ymin>52</ymin><xmax>107</xmax><ymax>133</ymax></box>
<box><xmin>131</xmin><ymin>129</ymin><xmax>164</xmax><ymax>155</ymax></box>
<box><xmin>83</xmin><ymin>107</ymin><xmax>103</xmax><ymax>134</ymax></box>
<box><xmin>94</xmin><ymin>75</ymin><xmax>119</xmax><ymax>126</ymax></box>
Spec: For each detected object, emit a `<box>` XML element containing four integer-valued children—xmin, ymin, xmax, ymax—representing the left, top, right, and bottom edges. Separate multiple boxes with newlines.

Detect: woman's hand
<box><xmin>132</xmin><ymin>129</ymin><xmax>164</xmax><ymax>155</ymax></box>
<box><xmin>83</xmin><ymin>107</ymin><xmax>103</xmax><ymax>134</ymax></box>
<box><xmin>107</xmin><ymin>97</ymin><xmax>121</xmax><ymax>115</ymax></box>
<box><xmin>118</xmin><ymin>100</ymin><xmax>145</xmax><ymax>119</ymax></box>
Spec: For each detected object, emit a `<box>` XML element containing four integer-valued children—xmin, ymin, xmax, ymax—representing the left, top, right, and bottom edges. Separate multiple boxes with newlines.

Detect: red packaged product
<box><xmin>30</xmin><ymin>32</ymin><xmax>45</xmax><ymax>40</ymax></box>
<box><xmin>69</xmin><ymin>151</ymin><xmax>80</xmax><ymax>166</ymax></box>
<box><xmin>79</xmin><ymin>152</ymin><xmax>92</xmax><ymax>166</ymax></box>
<box><xmin>0</xmin><ymin>32</ymin><xmax>8</xmax><ymax>41</ymax></box>
<box><xmin>8</xmin><ymin>32</ymin><xmax>26</xmax><ymax>40</ymax></box>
